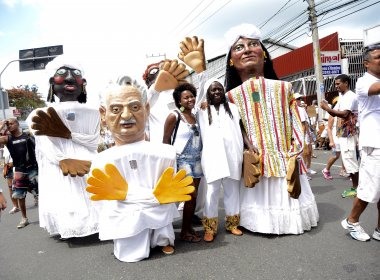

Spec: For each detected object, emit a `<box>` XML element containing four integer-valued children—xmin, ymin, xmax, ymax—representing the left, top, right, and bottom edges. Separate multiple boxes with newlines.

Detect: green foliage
<box><xmin>6</xmin><ymin>85</ymin><xmax>46</xmax><ymax>120</ymax></box>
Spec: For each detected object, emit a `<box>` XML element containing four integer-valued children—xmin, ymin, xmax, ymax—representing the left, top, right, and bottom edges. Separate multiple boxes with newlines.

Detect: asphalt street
<box><xmin>0</xmin><ymin>149</ymin><xmax>379</xmax><ymax>280</ymax></box>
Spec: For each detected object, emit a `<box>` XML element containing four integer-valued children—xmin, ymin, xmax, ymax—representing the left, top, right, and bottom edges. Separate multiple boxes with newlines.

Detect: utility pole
<box><xmin>306</xmin><ymin>0</ymin><xmax>325</xmax><ymax>121</ymax></box>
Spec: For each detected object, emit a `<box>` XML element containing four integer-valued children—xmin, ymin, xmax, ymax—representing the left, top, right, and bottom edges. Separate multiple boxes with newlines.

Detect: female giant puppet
<box><xmin>225</xmin><ymin>24</ymin><xmax>319</xmax><ymax>234</ymax></box>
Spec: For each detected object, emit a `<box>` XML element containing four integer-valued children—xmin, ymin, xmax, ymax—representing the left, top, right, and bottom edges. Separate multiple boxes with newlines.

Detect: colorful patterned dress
<box><xmin>228</xmin><ymin>77</ymin><xmax>319</xmax><ymax>234</ymax></box>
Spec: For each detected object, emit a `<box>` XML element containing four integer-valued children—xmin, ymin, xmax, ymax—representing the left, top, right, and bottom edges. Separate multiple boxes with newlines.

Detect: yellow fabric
<box><xmin>86</xmin><ymin>163</ymin><xmax>128</xmax><ymax>201</ymax></box>
<box><xmin>153</xmin><ymin>167</ymin><xmax>194</xmax><ymax>204</ymax></box>
<box><xmin>228</xmin><ymin>77</ymin><xmax>304</xmax><ymax>177</ymax></box>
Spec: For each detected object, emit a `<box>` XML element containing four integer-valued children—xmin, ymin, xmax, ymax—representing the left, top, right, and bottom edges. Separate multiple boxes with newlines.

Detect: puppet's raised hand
<box><xmin>178</xmin><ymin>36</ymin><xmax>206</xmax><ymax>73</ymax></box>
<box><xmin>31</xmin><ymin>107</ymin><xmax>71</xmax><ymax>139</ymax></box>
<box><xmin>243</xmin><ymin>150</ymin><xmax>261</xmax><ymax>188</ymax></box>
<box><xmin>59</xmin><ymin>159</ymin><xmax>91</xmax><ymax>177</ymax></box>
<box><xmin>86</xmin><ymin>163</ymin><xmax>128</xmax><ymax>201</ymax></box>
<box><xmin>153</xmin><ymin>167</ymin><xmax>194</xmax><ymax>204</ymax></box>
<box><xmin>154</xmin><ymin>59</ymin><xmax>189</xmax><ymax>92</ymax></box>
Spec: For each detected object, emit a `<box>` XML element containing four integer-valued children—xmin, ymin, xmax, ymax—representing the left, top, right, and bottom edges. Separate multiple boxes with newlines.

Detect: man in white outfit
<box><xmin>320</xmin><ymin>74</ymin><xmax>359</xmax><ymax>198</ymax></box>
<box><xmin>341</xmin><ymin>43</ymin><xmax>380</xmax><ymax>242</ymax></box>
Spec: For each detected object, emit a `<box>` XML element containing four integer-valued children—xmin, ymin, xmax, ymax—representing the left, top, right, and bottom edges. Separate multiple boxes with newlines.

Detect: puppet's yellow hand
<box><xmin>153</xmin><ymin>167</ymin><xmax>194</xmax><ymax>204</ymax></box>
<box><xmin>243</xmin><ymin>150</ymin><xmax>261</xmax><ymax>188</ymax></box>
<box><xmin>154</xmin><ymin>59</ymin><xmax>189</xmax><ymax>92</ymax></box>
<box><xmin>178</xmin><ymin>36</ymin><xmax>206</xmax><ymax>73</ymax></box>
<box><xmin>86</xmin><ymin>163</ymin><xmax>128</xmax><ymax>201</ymax></box>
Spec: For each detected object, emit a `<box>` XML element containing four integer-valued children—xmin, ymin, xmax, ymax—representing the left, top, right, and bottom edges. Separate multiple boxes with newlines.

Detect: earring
<box><xmin>180</xmin><ymin>106</ymin><xmax>185</xmax><ymax>112</ymax></box>
<box><xmin>263</xmin><ymin>51</ymin><xmax>267</xmax><ymax>59</ymax></box>
<box><xmin>47</xmin><ymin>84</ymin><xmax>55</xmax><ymax>103</ymax></box>
<box><xmin>229</xmin><ymin>59</ymin><xmax>234</xmax><ymax>67</ymax></box>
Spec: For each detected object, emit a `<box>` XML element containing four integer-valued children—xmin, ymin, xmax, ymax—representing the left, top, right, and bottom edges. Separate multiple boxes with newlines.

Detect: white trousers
<box><xmin>113</xmin><ymin>224</ymin><xmax>174</xmax><ymax>263</ymax></box>
<box><xmin>203</xmin><ymin>177</ymin><xmax>240</xmax><ymax>218</ymax></box>
<box><xmin>195</xmin><ymin>176</ymin><xmax>206</xmax><ymax>216</ymax></box>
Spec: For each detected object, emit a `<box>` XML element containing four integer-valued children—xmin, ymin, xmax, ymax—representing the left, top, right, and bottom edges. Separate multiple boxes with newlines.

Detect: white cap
<box><xmin>224</xmin><ymin>23</ymin><xmax>262</xmax><ymax>50</ymax></box>
<box><xmin>293</xmin><ymin>92</ymin><xmax>304</xmax><ymax>100</ymax></box>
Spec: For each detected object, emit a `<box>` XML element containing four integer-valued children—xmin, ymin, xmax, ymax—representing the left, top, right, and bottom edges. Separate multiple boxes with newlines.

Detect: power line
<box><xmin>184</xmin><ymin>0</ymin><xmax>232</xmax><ymax>36</ymax></box>
<box><xmin>169</xmin><ymin>0</ymin><xmax>206</xmax><ymax>35</ymax></box>
<box><xmin>173</xmin><ymin>0</ymin><xmax>218</xmax><ymax>37</ymax></box>
<box><xmin>264</xmin><ymin>0</ymin><xmax>378</xmax><ymax>48</ymax></box>
<box><xmin>318</xmin><ymin>0</ymin><xmax>380</xmax><ymax>27</ymax></box>
<box><xmin>259</xmin><ymin>0</ymin><xmax>293</xmax><ymax>29</ymax></box>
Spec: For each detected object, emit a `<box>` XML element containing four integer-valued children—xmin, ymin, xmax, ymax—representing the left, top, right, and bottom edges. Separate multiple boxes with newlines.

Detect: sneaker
<box><xmin>308</xmin><ymin>169</ymin><xmax>317</xmax><ymax>175</ymax></box>
<box><xmin>322</xmin><ymin>168</ymin><xmax>333</xmax><ymax>180</ymax></box>
<box><xmin>177</xmin><ymin>202</ymin><xmax>184</xmax><ymax>211</ymax></box>
<box><xmin>17</xmin><ymin>218</ymin><xmax>29</xmax><ymax>229</ymax></box>
<box><xmin>372</xmin><ymin>228</ymin><xmax>380</xmax><ymax>241</ymax></box>
<box><xmin>9</xmin><ymin>207</ymin><xmax>20</xmax><ymax>214</ymax></box>
<box><xmin>341</xmin><ymin>188</ymin><xmax>357</xmax><ymax>198</ymax></box>
<box><xmin>341</xmin><ymin>219</ymin><xmax>370</xmax><ymax>241</ymax></box>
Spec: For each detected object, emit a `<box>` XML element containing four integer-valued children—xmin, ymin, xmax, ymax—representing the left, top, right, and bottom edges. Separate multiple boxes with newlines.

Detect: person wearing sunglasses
<box><xmin>163</xmin><ymin>82</ymin><xmax>203</xmax><ymax>243</ymax></box>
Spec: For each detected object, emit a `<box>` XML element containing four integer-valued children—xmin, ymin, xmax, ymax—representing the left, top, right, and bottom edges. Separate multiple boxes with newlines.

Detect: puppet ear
<box><xmin>99</xmin><ymin>105</ymin><xmax>107</xmax><ymax>127</ymax></box>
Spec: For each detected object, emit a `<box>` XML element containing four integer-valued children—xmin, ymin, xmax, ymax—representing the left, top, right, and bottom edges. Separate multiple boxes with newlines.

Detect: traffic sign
<box><xmin>19</xmin><ymin>45</ymin><xmax>63</xmax><ymax>72</ymax></box>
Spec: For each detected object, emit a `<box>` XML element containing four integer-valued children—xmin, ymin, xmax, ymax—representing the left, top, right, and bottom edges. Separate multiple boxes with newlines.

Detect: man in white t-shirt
<box><xmin>341</xmin><ymin>43</ymin><xmax>380</xmax><ymax>242</ymax></box>
<box><xmin>320</xmin><ymin>74</ymin><xmax>359</xmax><ymax>198</ymax></box>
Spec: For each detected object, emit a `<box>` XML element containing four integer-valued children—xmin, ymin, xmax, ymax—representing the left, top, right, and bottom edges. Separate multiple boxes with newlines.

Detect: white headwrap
<box><xmin>203</xmin><ymin>78</ymin><xmax>224</xmax><ymax>95</ymax></box>
<box><xmin>45</xmin><ymin>55</ymin><xmax>85</xmax><ymax>76</ymax></box>
<box><xmin>224</xmin><ymin>23</ymin><xmax>262</xmax><ymax>51</ymax></box>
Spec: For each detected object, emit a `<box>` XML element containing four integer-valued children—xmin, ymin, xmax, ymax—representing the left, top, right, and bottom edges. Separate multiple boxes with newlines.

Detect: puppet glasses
<box><xmin>55</xmin><ymin>67</ymin><xmax>82</xmax><ymax>77</ymax></box>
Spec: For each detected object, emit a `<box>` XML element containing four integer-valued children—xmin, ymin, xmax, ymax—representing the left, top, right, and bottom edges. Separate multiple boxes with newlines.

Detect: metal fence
<box><xmin>188</xmin><ymin>40</ymin><xmax>366</xmax><ymax>102</ymax></box>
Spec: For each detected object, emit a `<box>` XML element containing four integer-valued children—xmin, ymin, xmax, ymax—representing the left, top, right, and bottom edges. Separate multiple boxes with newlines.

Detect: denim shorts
<box><xmin>176</xmin><ymin>134</ymin><xmax>203</xmax><ymax>179</ymax></box>
<box><xmin>12</xmin><ymin>167</ymin><xmax>38</xmax><ymax>199</ymax></box>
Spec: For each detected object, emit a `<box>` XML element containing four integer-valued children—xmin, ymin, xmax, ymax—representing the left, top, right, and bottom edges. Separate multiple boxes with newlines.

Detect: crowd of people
<box><xmin>0</xmin><ymin>23</ymin><xmax>379</xmax><ymax>262</ymax></box>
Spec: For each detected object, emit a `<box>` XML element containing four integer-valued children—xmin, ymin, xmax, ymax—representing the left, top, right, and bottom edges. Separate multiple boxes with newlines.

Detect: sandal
<box><xmin>180</xmin><ymin>232</ymin><xmax>202</xmax><ymax>243</ymax></box>
<box><xmin>161</xmin><ymin>245</ymin><xmax>175</xmax><ymax>255</ymax></box>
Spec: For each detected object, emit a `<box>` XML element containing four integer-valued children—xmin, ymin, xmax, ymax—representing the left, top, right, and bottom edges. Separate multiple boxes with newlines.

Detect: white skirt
<box><xmin>239</xmin><ymin>174</ymin><xmax>319</xmax><ymax>235</ymax></box>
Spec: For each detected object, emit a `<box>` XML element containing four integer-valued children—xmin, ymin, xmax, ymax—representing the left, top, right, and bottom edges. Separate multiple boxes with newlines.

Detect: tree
<box><xmin>6</xmin><ymin>85</ymin><xmax>46</xmax><ymax>120</ymax></box>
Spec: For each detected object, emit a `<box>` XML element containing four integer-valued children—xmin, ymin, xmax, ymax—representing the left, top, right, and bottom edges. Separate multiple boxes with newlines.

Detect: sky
<box><xmin>0</xmin><ymin>0</ymin><xmax>379</xmax><ymax>106</ymax></box>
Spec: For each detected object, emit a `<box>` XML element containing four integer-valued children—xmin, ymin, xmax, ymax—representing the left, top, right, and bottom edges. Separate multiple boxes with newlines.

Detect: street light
<box><xmin>0</xmin><ymin>45</ymin><xmax>63</xmax><ymax>119</ymax></box>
